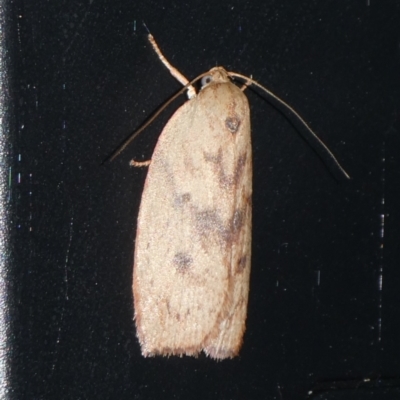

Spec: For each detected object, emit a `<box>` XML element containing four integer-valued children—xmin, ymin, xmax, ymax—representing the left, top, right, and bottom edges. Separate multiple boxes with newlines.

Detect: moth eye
<box><xmin>201</xmin><ymin>75</ymin><xmax>213</xmax><ymax>87</ymax></box>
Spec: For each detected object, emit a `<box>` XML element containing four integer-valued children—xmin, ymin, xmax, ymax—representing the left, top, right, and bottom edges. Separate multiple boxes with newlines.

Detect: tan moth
<box><xmin>111</xmin><ymin>34</ymin><xmax>349</xmax><ymax>360</ymax></box>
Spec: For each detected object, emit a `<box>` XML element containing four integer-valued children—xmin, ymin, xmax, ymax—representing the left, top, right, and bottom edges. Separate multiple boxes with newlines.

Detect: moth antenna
<box><xmin>107</xmin><ymin>72</ymin><xmax>210</xmax><ymax>162</ymax></box>
<box><xmin>229</xmin><ymin>72</ymin><xmax>350</xmax><ymax>180</ymax></box>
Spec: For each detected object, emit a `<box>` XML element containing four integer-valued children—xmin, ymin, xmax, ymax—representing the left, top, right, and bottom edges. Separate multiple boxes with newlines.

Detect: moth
<box><xmin>111</xmin><ymin>34</ymin><xmax>349</xmax><ymax>360</ymax></box>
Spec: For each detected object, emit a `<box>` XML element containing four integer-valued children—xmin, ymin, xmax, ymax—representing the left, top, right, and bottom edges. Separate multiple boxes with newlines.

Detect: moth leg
<box><xmin>148</xmin><ymin>34</ymin><xmax>196</xmax><ymax>99</ymax></box>
<box><xmin>130</xmin><ymin>159</ymin><xmax>151</xmax><ymax>168</ymax></box>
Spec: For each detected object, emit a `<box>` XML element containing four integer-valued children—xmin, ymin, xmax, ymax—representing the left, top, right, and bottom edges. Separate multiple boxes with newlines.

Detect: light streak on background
<box><xmin>0</xmin><ymin>0</ymin><xmax>11</xmax><ymax>396</ymax></box>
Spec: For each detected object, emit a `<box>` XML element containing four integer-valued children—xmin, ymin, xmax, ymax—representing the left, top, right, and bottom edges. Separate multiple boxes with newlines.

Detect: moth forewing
<box><xmin>133</xmin><ymin>69</ymin><xmax>252</xmax><ymax>359</ymax></box>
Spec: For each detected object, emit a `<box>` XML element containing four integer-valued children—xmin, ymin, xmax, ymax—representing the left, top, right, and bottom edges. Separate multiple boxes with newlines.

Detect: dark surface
<box><xmin>6</xmin><ymin>0</ymin><xmax>400</xmax><ymax>399</ymax></box>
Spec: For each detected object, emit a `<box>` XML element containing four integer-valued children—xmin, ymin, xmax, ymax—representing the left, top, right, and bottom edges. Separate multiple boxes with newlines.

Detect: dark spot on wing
<box><xmin>225</xmin><ymin>116</ymin><xmax>241</xmax><ymax>133</ymax></box>
<box><xmin>174</xmin><ymin>192</ymin><xmax>191</xmax><ymax>207</ymax></box>
<box><xmin>203</xmin><ymin>148</ymin><xmax>222</xmax><ymax>164</ymax></box>
<box><xmin>173</xmin><ymin>252</ymin><xmax>193</xmax><ymax>273</ymax></box>
<box><xmin>203</xmin><ymin>148</ymin><xmax>248</xmax><ymax>190</ymax></box>
<box><xmin>195</xmin><ymin>207</ymin><xmax>247</xmax><ymax>250</ymax></box>
<box><xmin>233</xmin><ymin>153</ymin><xmax>247</xmax><ymax>186</ymax></box>
<box><xmin>232</xmin><ymin>209</ymin><xmax>244</xmax><ymax>232</ymax></box>
<box><xmin>195</xmin><ymin>210</ymin><xmax>227</xmax><ymax>244</ymax></box>
<box><xmin>236</xmin><ymin>255</ymin><xmax>247</xmax><ymax>273</ymax></box>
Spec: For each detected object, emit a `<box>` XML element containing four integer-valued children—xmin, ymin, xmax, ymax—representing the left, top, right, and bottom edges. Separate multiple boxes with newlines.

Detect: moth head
<box><xmin>200</xmin><ymin>67</ymin><xmax>230</xmax><ymax>89</ymax></box>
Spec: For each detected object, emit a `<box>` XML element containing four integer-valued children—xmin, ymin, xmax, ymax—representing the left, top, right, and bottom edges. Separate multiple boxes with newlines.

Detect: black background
<box><xmin>7</xmin><ymin>0</ymin><xmax>400</xmax><ymax>399</ymax></box>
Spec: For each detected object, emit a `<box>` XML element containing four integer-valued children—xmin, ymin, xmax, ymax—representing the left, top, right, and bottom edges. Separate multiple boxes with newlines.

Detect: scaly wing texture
<box><xmin>133</xmin><ymin>80</ymin><xmax>252</xmax><ymax>359</ymax></box>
